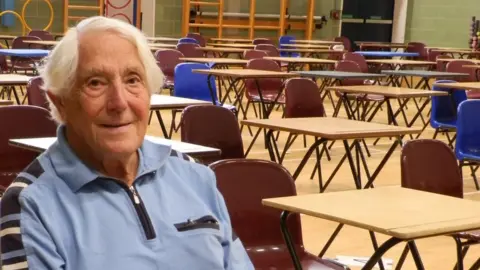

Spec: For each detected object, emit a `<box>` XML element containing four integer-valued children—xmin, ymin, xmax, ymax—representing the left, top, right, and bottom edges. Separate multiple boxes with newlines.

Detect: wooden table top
<box><xmin>206</xmin><ymin>43</ymin><xmax>256</xmax><ymax>49</ymax></box>
<box><xmin>262</xmin><ymin>186</ymin><xmax>480</xmax><ymax>240</ymax></box>
<box><xmin>148</xmin><ymin>43</ymin><xmax>177</xmax><ymax>49</ymax></box>
<box><xmin>180</xmin><ymin>57</ymin><xmax>248</xmax><ymax>65</ymax></box>
<box><xmin>146</xmin><ymin>37</ymin><xmax>180</xmax><ymax>42</ymax></box>
<box><xmin>463</xmin><ymin>64</ymin><xmax>480</xmax><ymax>69</ymax></box>
<box><xmin>150</xmin><ymin>94</ymin><xmax>210</xmax><ymax>110</ymax></box>
<box><xmin>241</xmin><ymin>117</ymin><xmax>420</xmax><ymax>140</ymax></box>
<box><xmin>327</xmin><ymin>85</ymin><xmax>448</xmax><ymax>98</ymax></box>
<box><xmin>427</xmin><ymin>46</ymin><xmax>471</xmax><ymax>51</ymax></box>
<box><xmin>294</xmin><ymin>39</ymin><xmax>342</xmax><ymax>45</ymax></box>
<box><xmin>433</xmin><ymin>82</ymin><xmax>480</xmax><ymax>91</ymax></box>
<box><xmin>9</xmin><ymin>136</ymin><xmax>221</xmax><ymax>157</ymax></box>
<box><xmin>0</xmin><ymin>35</ymin><xmax>16</xmax><ymax>39</ymax></box>
<box><xmin>359</xmin><ymin>43</ymin><xmax>408</xmax><ymax>49</ymax></box>
<box><xmin>436</xmin><ymin>58</ymin><xmax>480</xmax><ymax>63</ymax></box>
<box><xmin>23</xmin><ymin>40</ymin><xmax>58</xmax><ymax>46</ymax></box>
<box><xmin>0</xmin><ymin>74</ymin><xmax>32</xmax><ymax>85</ymax></box>
<box><xmin>210</xmin><ymin>38</ymin><xmax>253</xmax><ymax>43</ymax></box>
<box><xmin>279</xmin><ymin>48</ymin><xmax>344</xmax><ymax>54</ymax></box>
<box><xmin>281</xmin><ymin>44</ymin><xmax>330</xmax><ymax>49</ymax></box>
<box><xmin>193</xmin><ymin>68</ymin><xmax>296</xmax><ymax>78</ymax></box>
<box><xmin>264</xmin><ymin>56</ymin><xmax>337</xmax><ymax>64</ymax></box>
<box><xmin>0</xmin><ymin>100</ymin><xmax>13</xmax><ymax>106</ymax></box>
<box><xmin>197</xmin><ymin>47</ymin><xmax>246</xmax><ymax>53</ymax></box>
<box><xmin>433</xmin><ymin>49</ymin><xmax>480</xmax><ymax>54</ymax></box>
<box><xmin>366</xmin><ymin>59</ymin><xmax>436</xmax><ymax>65</ymax></box>
<box><xmin>381</xmin><ymin>70</ymin><xmax>469</xmax><ymax>78</ymax></box>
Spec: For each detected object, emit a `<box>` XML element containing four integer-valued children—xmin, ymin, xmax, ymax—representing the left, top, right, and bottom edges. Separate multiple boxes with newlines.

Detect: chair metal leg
<box><xmin>453</xmin><ymin>237</ymin><xmax>465</xmax><ymax>270</ymax></box>
<box><xmin>395</xmin><ymin>244</ymin><xmax>410</xmax><ymax>270</ymax></box>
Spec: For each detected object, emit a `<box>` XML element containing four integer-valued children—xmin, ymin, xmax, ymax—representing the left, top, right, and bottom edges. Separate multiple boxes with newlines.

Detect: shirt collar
<box><xmin>48</xmin><ymin>125</ymin><xmax>172</xmax><ymax>192</ymax></box>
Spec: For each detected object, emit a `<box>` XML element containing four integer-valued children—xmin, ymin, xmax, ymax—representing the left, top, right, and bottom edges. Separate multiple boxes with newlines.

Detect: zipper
<box><xmin>126</xmin><ymin>185</ymin><xmax>156</xmax><ymax>240</ymax></box>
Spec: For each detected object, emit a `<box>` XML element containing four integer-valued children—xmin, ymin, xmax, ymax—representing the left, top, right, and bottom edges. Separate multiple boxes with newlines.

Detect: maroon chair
<box><xmin>400</xmin><ymin>139</ymin><xmax>480</xmax><ymax>270</ymax></box>
<box><xmin>253</xmin><ymin>38</ymin><xmax>273</xmax><ymax>45</ymax></box>
<box><xmin>406</xmin><ymin>42</ymin><xmax>428</xmax><ymax>60</ymax></box>
<box><xmin>186</xmin><ymin>33</ymin><xmax>206</xmax><ymax>47</ymax></box>
<box><xmin>10</xmin><ymin>36</ymin><xmax>42</xmax><ymax>74</ymax></box>
<box><xmin>26</xmin><ymin>77</ymin><xmax>49</xmax><ymax>110</ymax></box>
<box><xmin>176</xmin><ymin>43</ymin><xmax>203</xmax><ymax>58</ymax></box>
<box><xmin>342</xmin><ymin>52</ymin><xmax>368</xmax><ymax>73</ymax></box>
<box><xmin>254</xmin><ymin>44</ymin><xmax>279</xmax><ymax>57</ymax></box>
<box><xmin>435</xmin><ymin>54</ymin><xmax>452</xmax><ymax>72</ymax></box>
<box><xmin>334</xmin><ymin>36</ymin><xmax>352</xmax><ymax>52</ymax></box>
<box><xmin>209</xmin><ymin>159</ymin><xmax>348</xmax><ymax>270</ymax></box>
<box><xmin>28</xmin><ymin>30</ymin><xmax>54</xmax><ymax>41</ymax></box>
<box><xmin>0</xmin><ymin>106</ymin><xmax>57</xmax><ymax>187</ymax></box>
<box><xmin>243</xmin><ymin>49</ymin><xmax>268</xmax><ymax>60</ymax></box>
<box><xmin>244</xmin><ymin>59</ymin><xmax>285</xmax><ymax>118</ymax></box>
<box><xmin>0</xmin><ymin>55</ymin><xmax>8</xmax><ymax>74</ymax></box>
<box><xmin>446</xmin><ymin>60</ymin><xmax>480</xmax><ymax>99</ymax></box>
<box><xmin>180</xmin><ymin>105</ymin><xmax>244</xmax><ymax>164</ymax></box>
<box><xmin>155</xmin><ymin>49</ymin><xmax>184</xmax><ymax>91</ymax></box>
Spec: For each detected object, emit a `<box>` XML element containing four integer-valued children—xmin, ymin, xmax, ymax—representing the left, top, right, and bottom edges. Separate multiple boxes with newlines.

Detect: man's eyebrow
<box><xmin>123</xmin><ymin>66</ymin><xmax>144</xmax><ymax>75</ymax></box>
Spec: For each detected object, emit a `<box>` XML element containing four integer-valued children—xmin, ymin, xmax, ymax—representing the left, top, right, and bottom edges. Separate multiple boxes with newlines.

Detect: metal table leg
<box><xmin>280</xmin><ymin>211</ymin><xmax>303</xmax><ymax>270</ymax></box>
<box><xmin>362</xmin><ymin>237</ymin><xmax>403</xmax><ymax>270</ymax></box>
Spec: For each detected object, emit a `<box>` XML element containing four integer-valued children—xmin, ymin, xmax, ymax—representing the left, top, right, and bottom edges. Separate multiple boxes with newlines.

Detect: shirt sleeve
<box><xmin>206</xmin><ymin>169</ymin><xmax>254</xmax><ymax>270</ymax></box>
<box><xmin>0</xmin><ymin>188</ymin><xmax>65</xmax><ymax>270</ymax></box>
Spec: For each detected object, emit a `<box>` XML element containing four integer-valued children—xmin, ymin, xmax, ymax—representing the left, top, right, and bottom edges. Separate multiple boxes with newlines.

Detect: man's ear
<box><xmin>46</xmin><ymin>91</ymin><xmax>66</xmax><ymax>119</ymax></box>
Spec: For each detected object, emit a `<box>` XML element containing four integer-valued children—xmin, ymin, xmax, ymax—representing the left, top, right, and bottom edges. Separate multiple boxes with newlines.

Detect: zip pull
<box><xmin>129</xmin><ymin>186</ymin><xmax>140</xmax><ymax>204</ymax></box>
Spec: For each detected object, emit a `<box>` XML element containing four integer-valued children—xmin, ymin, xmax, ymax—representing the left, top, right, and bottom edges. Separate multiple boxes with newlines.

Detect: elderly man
<box><xmin>0</xmin><ymin>17</ymin><xmax>253</xmax><ymax>269</ymax></box>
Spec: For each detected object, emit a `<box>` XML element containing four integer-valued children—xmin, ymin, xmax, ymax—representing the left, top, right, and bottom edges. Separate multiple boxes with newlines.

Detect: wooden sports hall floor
<box><xmin>145</xmin><ymin>78</ymin><xmax>480</xmax><ymax>270</ymax></box>
<box><xmin>8</xmin><ymin>78</ymin><xmax>477</xmax><ymax>269</ymax></box>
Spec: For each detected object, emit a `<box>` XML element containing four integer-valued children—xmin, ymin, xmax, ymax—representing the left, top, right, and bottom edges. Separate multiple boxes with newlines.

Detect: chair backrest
<box><xmin>335</xmin><ymin>36</ymin><xmax>352</xmax><ymax>52</ymax></box>
<box><xmin>11</xmin><ymin>36</ymin><xmax>41</xmax><ymax>49</ymax></box>
<box><xmin>174</xmin><ymin>62</ymin><xmax>217</xmax><ymax>102</ymax></box>
<box><xmin>253</xmin><ymin>38</ymin><xmax>273</xmax><ymax>45</ymax></box>
<box><xmin>181</xmin><ymin>105</ymin><xmax>244</xmax><ymax>161</ymax></box>
<box><xmin>0</xmin><ymin>106</ymin><xmax>57</xmax><ymax>187</ymax></box>
<box><xmin>279</xmin><ymin>35</ymin><xmax>295</xmax><ymax>46</ymax></box>
<box><xmin>455</xmin><ymin>100</ymin><xmax>480</xmax><ymax>159</ymax></box>
<box><xmin>343</xmin><ymin>52</ymin><xmax>369</xmax><ymax>73</ymax></box>
<box><xmin>243</xmin><ymin>49</ymin><xmax>268</xmax><ymax>60</ymax></box>
<box><xmin>245</xmin><ymin>59</ymin><xmax>283</xmax><ymax>93</ymax></box>
<box><xmin>186</xmin><ymin>33</ymin><xmax>206</xmax><ymax>47</ymax></box>
<box><xmin>176</xmin><ymin>43</ymin><xmax>203</xmax><ymax>58</ymax></box>
<box><xmin>446</xmin><ymin>60</ymin><xmax>476</xmax><ymax>82</ymax></box>
<box><xmin>406</xmin><ymin>42</ymin><xmax>428</xmax><ymax>60</ymax></box>
<box><xmin>401</xmin><ymin>139</ymin><xmax>463</xmax><ymax>198</ymax></box>
<box><xmin>430</xmin><ymin>80</ymin><xmax>467</xmax><ymax>127</ymax></box>
<box><xmin>178</xmin><ymin>37</ymin><xmax>199</xmax><ymax>44</ymax></box>
<box><xmin>434</xmin><ymin>52</ymin><xmax>451</xmax><ymax>72</ymax></box>
<box><xmin>254</xmin><ymin>44</ymin><xmax>279</xmax><ymax>57</ymax></box>
<box><xmin>209</xmin><ymin>159</ymin><xmax>303</xmax><ymax>249</ymax></box>
<box><xmin>28</xmin><ymin>30</ymin><xmax>54</xmax><ymax>41</ymax></box>
<box><xmin>284</xmin><ymin>78</ymin><xmax>325</xmax><ymax>118</ymax></box>
<box><xmin>334</xmin><ymin>60</ymin><xmax>364</xmax><ymax>86</ymax></box>
<box><xmin>26</xmin><ymin>77</ymin><xmax>49</xmax><ymax>110</ymax></box>
<box><xmin>155</xmin><ymin>49</ymin><xmax>184</xmax><ymax>85</ymax></box>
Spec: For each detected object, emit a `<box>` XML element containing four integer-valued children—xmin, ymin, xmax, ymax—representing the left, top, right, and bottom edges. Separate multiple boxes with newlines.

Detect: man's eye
<box><xmin>127</xmin><ymin>77</ymin><xmax>140</xmax><ymax>85</ymax></box>
<box><xmin>88</xmin><ymin>79</ymin><xmax>105</xmax><ymax>88</ymax></box>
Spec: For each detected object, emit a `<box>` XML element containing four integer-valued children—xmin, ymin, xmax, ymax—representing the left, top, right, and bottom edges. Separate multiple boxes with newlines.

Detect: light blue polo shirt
<box><xmin>0</xmin><ymin>126</ymin><xmax>253</xmax><ymax>269</ymax></box>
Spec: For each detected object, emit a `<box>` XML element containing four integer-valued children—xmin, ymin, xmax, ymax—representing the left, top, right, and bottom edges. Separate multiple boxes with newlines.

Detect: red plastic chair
<box><xmin>176</xmin><ymin>43</ymin><xmax>203</xmax><ymax>58</ymax></box>
<box><xmin>342</xmin><ymin>52</ymin><xmax>368</xmax><ymax>73</ymax></box>
<box><xmin>155</xmin><ymin>49</ymin><xmax>184</xmax><ymax>91</ymax></box>
<box><xmin>0</xmin><ymin>106</ymin><xmax>57</xmax><ymax>187</ymax></box>
<box><xmin>209</xmin><ymin>159</ymin><xmax>349</xmax><ymax>270</ymax></box>
<box><xmin>406</xmin><ymin>42</ymin><xmax>428</xmax><ymax>60</ymax></box>
<box><xmin>244</xmin><ymin>59</ymin><xmax>285</xmax><ymax>119</ymax></box>
<box><xmin>28</xmin><ymin>30</ymin><xmax>54</xmax><ymax>41</ymax></box>
<box><xmin>253</xmin><ymin>38</ymin><xmax>273</xmax><ymax>45</ymax></box>
<box><xmin>26</xmin><ymin>77</ymin><xmax>49</xmax><ymax>110</ymax></box>
<box><xmin>401</xmin><ymin>139</ymin><xmax>480</xmax><ymax>270</ymax></box>
<box><xmin>243</xmin><ymin>49</ymin><xmax>268</xmax><ymax>60</ymax></box>
<box><xmin>180</xmin><ymin>105</ymin><xmax>243</xmax><ymax>164</ymax></box>
<box><xmin>254</xmin><ymin>44</ymin><xmax>279</xmax><ymax>57</ymax></box>
<box><xmin>186</xmin><ymin>33</ymin><xmax>206</xmax><ymax>47</ymax></box>
<box><xmin>446</xmin><ymin>60</ymin><xmax>480</xmax><ymax>99</ymax></box>
<box><xmin>334</xmin><ymin>36</ymin><xmax>352</xmax><ymax>52</ymax></box>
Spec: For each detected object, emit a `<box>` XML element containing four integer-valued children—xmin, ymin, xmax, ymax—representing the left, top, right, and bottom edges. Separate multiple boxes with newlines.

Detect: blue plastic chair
<box><xmin>455</xmin><ymin>99</ymin><xmax>480</xmax><ymax>190</ymax></box>
<box><xmin>173</xmin><ymin>63</ymin><xmax>236</xmax><ymax>111</ymax></box>
<box><xmin>279</xmin><ymin>35</ymin><xmax>299</xmax><ymax>57</ymax></box>
<box><xmin>177</xmin><ymin>37</ymin><xmax>199</xmax><ymax>44</ymax></box>
<box><xmin>430</xmin><ymin>80</ymin><xmax>467</xmax><ymax>145</ymax></box>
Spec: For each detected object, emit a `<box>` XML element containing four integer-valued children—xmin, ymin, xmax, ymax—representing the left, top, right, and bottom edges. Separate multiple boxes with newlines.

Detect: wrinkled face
<box><xmin>59</xmin><ymin>31</ymin><xmax>150</xmax><ymax>159</ymax></box>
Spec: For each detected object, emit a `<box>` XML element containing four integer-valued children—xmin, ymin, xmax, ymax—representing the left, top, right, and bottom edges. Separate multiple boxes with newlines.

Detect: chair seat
<box><xmin>247</xmin><ymin>92</ymin><xmax>285</xmax><ymax>104</ymax></box>
<box><xmin>453</xmin><ymin>230</ymin><xmax>480</xmax><ymax>241</ymax></box>
<box><xmin>247</xmin><ymin>245</ymin><xmax>347</xmax><ymax>270</ymax></box>
<box><xmin>430</xmin><ymin>118</ymin><xmax>457</xmax><ymax>130</ymax></box>
<box><xmin>456</xmin><ymin>149</ymin><xmax>480</xmax><ymax>162</ymax></box>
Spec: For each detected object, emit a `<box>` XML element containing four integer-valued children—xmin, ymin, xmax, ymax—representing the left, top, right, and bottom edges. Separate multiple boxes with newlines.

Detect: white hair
<box><xmin>39</xmin><ymin>16</ymin><xmax>164</xmax><ymax>124</ymax></box>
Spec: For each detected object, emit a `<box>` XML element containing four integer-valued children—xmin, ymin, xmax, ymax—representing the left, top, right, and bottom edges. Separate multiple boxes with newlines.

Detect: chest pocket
<box><xmin>174</xmin><ymin>215</ymin><xmax>220</xmax><ymax>232</ymax></box>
